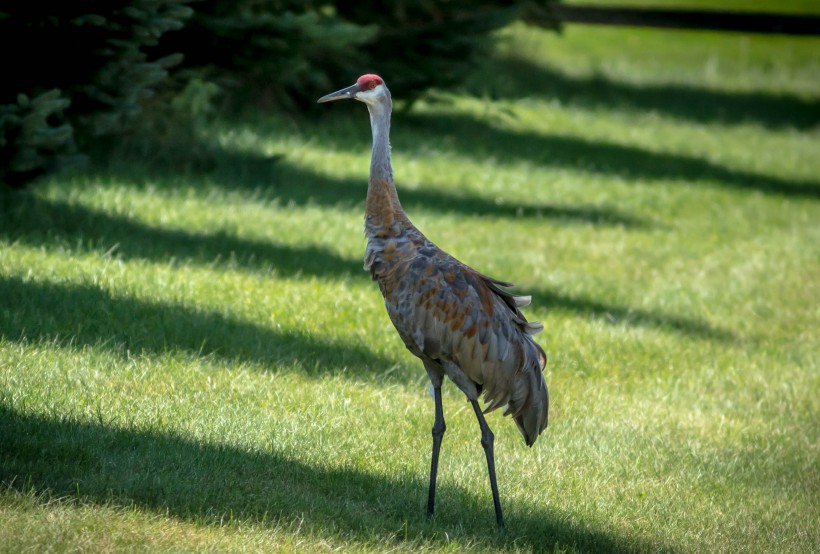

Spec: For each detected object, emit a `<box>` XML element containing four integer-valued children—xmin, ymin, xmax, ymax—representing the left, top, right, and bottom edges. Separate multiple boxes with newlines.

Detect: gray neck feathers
<box><xmin>367</xmin><ymin>94</ymin><xmax>393</xmax><ymax>184</ymax></box>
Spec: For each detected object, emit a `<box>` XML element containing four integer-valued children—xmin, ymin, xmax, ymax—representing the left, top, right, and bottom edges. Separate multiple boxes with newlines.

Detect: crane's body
<box><xmin>319</xmin><ymin>75</ymin><xmax>549</xmax><ymax>528</ymax></box>
<box><xmin>364</xmin><ymin>199</ymin><xmax>548</xmax><ymax>446</ymax></box>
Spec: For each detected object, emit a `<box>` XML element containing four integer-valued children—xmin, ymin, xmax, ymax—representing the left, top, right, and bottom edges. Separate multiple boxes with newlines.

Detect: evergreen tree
<box><xmin>0</xmin><ymin>1</ymin><xmax>193</xmax><ymax>187</ymax></box>
<box><xmin>151</xmin><ymin>1</ymin><xmax>559</xmax><ymax>109</ymax></box>
<box><xmin>150</xmin><ymin>1</ymin><xmax>375</xmax><ymax>110</ymax></box>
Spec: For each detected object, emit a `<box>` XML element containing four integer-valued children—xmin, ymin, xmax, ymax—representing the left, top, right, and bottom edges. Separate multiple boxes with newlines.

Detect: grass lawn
<box><xmin>1</xmin><ymin>17</ymin><xmax>818</xmax><ymax>554</ymax></box>
<box><xmin>563</xmin><ymin>0</ymin><xmax>820</xmax><ymax>15</ymax></box>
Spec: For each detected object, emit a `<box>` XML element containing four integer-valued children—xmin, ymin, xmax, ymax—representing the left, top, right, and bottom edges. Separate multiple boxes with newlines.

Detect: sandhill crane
<box><xmin>318</xmin><ymin>75</ymin><xmax>549</xmax><ymax>528</ymax></box>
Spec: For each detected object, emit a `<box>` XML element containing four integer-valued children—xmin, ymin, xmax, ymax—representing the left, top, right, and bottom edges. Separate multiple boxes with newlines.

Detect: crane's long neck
<box><xmin>365</xmin><ymin>98</ymin><xmax>407</xmax><ymax>233</ymax></box>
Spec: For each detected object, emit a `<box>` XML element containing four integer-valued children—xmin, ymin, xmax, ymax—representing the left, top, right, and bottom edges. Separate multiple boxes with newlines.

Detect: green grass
<box><xmin>564</xmin><ymin>0</ymin><xmax>820</xmax><ymax>15</ymax></box>
<box><xmin>1</xmin><ymin>19</ymin><xmax>819</xmax><ymax>554</ymax></box>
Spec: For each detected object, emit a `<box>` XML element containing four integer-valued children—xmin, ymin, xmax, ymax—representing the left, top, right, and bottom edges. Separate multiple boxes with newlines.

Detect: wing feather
<box><xmin>378</xmin><ymin>237</ymin><xmax>549</xmax><ymax>445</ymax></box>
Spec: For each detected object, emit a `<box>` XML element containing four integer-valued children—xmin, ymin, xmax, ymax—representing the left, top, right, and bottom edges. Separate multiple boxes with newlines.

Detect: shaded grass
<box><xmin>0</xmin><ymin>190</ymin><xmax>363</xmax><ymax>279</ymax></box>
<box><xmin>78</xmin><ymin>145</ymin><xmax>651</xmax><ymax>228</ymax></box>
<box><xmin>399</xmin><ymin>111</ymin><xmax>819</xmax><ymax>199</ymax></box>
<box><xmin>0</xmin><ymin>405</ymin><xmax>666</xmax><ymax>553</ymax></box>
<box><xmin>0</xmin><ymin>274</ymin><xmax>390</xmax><ymax>381</ymax></box>
<box><xmin>489</xmin><ymin>21</ymin><xmax>820</xmax><ymax>97</ymax></box>
<box><xmin>465</xmin><ymin>54</ymin><xmax>820</xmax><ymax>130</ymax></box>
<box><xmin>529</xmin><ymin>286</ymin><xmax>736</xmax><ymax>342</ymax></box>
<box><xmin>0</xmin><ymin>188</ymin><xmax>734</xmax><ymax>343</ymax></box>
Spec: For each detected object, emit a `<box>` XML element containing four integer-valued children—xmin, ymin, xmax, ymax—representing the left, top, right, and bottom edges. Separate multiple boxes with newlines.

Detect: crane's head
<box><xmin>317</xmin><ymin>74</ymin><xmax>389</xmax><ymax>107</ymax></box>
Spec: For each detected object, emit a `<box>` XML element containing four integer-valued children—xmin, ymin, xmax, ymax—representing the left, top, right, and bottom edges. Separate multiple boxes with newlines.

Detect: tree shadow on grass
<box><xmin>88</xmin><ymin>145</ymin><xmax>651</xmax><ymax>229</ymax></box>
<box><xmin>529</xmin><ymin>286</ymin><xmax>735</xmax><ymax>342</ymax></box>
<box><xmin>398</xmin><ymin>112</ymin><xmax>820</xmax><ymax>199</ymax></box>
<box><xmin>467</xmin><ymin>56</ymin><xmax>820</xmax><ymax>131</ymax></box>
<box><xmin>0</xmin><ymin>190</ymin><xmax>363</xmax><ymax>279</ymax></box>
<box><xmin>267</xmin><ymin>157</ymin><xmax>651</xmax><ymax>227</ymax></box>
<box><xmin>0</xmin><ymin>405</ymin><xmax>671</xmax><ymax>553</ymax></box>
<box><xmin>0</xmin><ymin>193</ymin><xmax>726</xmax><ymax>346</ymax></box>
<box><xmin>0</xmin><ymin>275</ymin><xmax>396</xmax><ymax>382</ymax></box>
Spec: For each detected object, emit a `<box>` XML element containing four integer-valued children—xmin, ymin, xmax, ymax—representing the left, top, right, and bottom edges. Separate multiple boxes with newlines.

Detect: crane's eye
<box><xmin>365</xmin><ymin>80</ymin><xmax>378</xmax><ymax>90</ymax></box>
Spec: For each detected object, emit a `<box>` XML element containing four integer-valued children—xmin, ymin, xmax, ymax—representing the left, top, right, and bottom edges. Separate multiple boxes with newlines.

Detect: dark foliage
<box><xmin>147</xmin><ymin>1</ymin><xmax>376</xmax><ymax>111</ymax></box>
<box><xmin>0</xmin><ymin>1</ymin><xmax>193</xmax><ymax>187</ymax></box>
<box><xmin>150</xmin><ymin>1</ymin><xmax>559</xmax><ymax>109</ymax></box>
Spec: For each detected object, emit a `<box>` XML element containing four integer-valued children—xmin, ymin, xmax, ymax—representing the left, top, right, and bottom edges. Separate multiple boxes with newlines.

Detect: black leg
<box><xmin>427</xmin><ymin>385</ymin><xmax>446</xmax><ymax>518</ymax></box>
<box><xmin>470</xmin><ymin>399</ymin><xmax>505</xmax><ymax>529</ymax></box>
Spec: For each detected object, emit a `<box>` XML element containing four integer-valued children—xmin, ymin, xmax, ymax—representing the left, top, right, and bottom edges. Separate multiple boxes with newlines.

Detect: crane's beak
<box><xmin>317</xmin><ymin>83</ymin><xmax>359</xmax><ymax>103</ymax></box>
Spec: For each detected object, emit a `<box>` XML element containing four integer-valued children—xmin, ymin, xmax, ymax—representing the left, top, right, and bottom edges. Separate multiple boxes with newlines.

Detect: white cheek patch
<box><xmin>356</xmin><ymin>85</ymin><xmax>384</xmax><ymax>103</ymax></box>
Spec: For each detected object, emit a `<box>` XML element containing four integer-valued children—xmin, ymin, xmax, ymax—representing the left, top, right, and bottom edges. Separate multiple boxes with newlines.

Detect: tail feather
<box><xmin>514</xmin><ymin>348</ymin><xmax>549</xmax><ymax>446</ymax></box>
<box><xmin>471</xmin><ymin>269</ymin><xmax>549</xmax><ymax>446</ymax></box>
<box><xmin>524</xmin><ymin>321</ymin><xmax>544</xmax><ymax>335</ymax></box>
<box><xmin>501</xmin><ymin>340</ymin><xmax>549</xmax><ymax>446</ymax></box>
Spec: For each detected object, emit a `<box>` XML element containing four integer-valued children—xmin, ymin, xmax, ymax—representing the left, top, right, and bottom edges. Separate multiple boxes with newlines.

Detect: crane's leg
<box><xmin>427</xmin><ymin>385</ymin><xmax>446</xmax><ymax>518</ymax></box>
<box><xmin>470</xmin><ymin>399</ymin><xmax>505</xmax><ymax>529</ymax></box>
